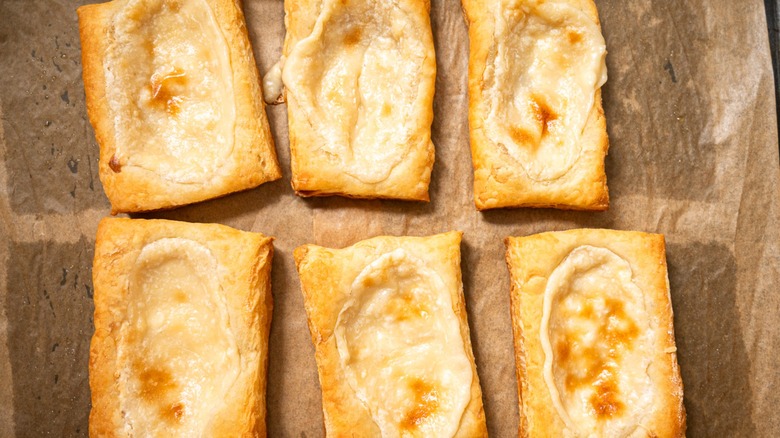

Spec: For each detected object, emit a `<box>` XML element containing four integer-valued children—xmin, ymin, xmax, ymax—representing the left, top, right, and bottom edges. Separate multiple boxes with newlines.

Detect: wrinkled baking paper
<box><xmin>0</xmin><ymin>0</ymin><xmax>778</xmax><ymax>436</ymax></box>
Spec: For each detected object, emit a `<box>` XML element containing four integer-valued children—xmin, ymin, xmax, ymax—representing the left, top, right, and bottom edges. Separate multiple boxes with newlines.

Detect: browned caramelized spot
<box><xmin>167</xmin><ymin>402</ymin><xmax>186</xmax><ymax>422</ymax></box>
<box><xmin>601</xmin><ymin>298</ymin><xmax>640</xmax><ymax>346</ymax></box>
<box><xmin>108</xmin><ymin>154</ymin><xmax>122</xmax><ymax>173</ymax></box>
<box><xmin>165</xmin><ymin>0</ymin><xmax>181</xmax><ymax>12</ymax></box>
<box><xmin>149</xmin><ymin>67</ymin><xmax>188</xmax><ymax>116</ymax></box>
<box><xmin>142</xmin><ymin>40</ymin><xmax>155</xmax><ymax>59</ymax></box>
<box><xmin>134</xmin><ymin>361</ymin><xmax>188</xmax><ymax>423</ymax></box>
<box><xmin>508</xmin><ymin>125</ymin><xmax>537</xmax><ymax>149</ymax></box>
<box><xmin>173</xmin><ymin>288</ymin><xmax>188</xmax><ymax>304</ymax></box>
<box><xmin>579</xmin><ymin>299</ymin><xmax>596</xmax><ymax>320</ymax></box>
<box><xmin>388</xmin><ymin>290</ymin><xmax>429</xmax><ymax>322</ymax></box>
<box><xmin>553</xmin><ymin>51</ymin><xmax>571</xmax><ymax>69</ymax></box>
<box><xmin>560</xmin><ymin>297</ymin><xmax>639</xmax><ymax>418</ymax></box>
<box><xmin>589</xmin><ymin>375</ymin><xmax>625</xmax><ymax>418</ymax></box>
<box><xmin>567</xmin><ymin>30</ymin><xmax>583</xmax><ymax>44</ymax></box>
<box><xmin>361</xmin><ymin>270</ymin><xmax>390</xmax><ymax>288</ymax></box>
<box><xmin>136</xmin><ymin>363</ymin><xmax>178</xmax><ymax>402</ymax></box>
<box><xmin>381</xmin><ymin>102</ymin><xmax>393</xmax><ymax>117</ymax></box>
<box><xmin>507</xmin><ymin>97</ymin><xmax>557</xmax><ymax>148</ymax></box>
<box><xmin>361</xmin><ymin>275</ymin><xmax>376</xmax><ymax>288</ymax></box>
<box><xmin>344</xmin><ymin>27</ymin><xmax>362</xmax><ymax>46</ymax></box>
<box><xmin>530</xmin><ymin>96</ymin><xmax>557</xmax><ymax>136</ymax></box>
<box><xmin>555</xmin><ymin>339</ymin><xmax>570</xmax><ymax>363</ymax></box>
<box><xmin>402</xmin><ymin>378</ymin><xmax>439</xmax><ymax>430</ymax></box>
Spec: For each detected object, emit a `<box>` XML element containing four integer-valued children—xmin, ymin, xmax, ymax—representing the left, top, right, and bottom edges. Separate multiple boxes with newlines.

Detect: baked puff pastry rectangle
<box><xmin>505</xmin><ymin>229</ymin><xmax>686</xmax><ymax>437</ymax></box>
<box><xmin>279</xmin><ymin>0</ymin><xmax>436</xmax><ymax>201</ymax></box>
<box><xmin>78</xmin><ymin>0</ymin><xmax>282</xmax><ymax>214</ymax></box>
<box><xmin>463</xmin><ymin>0</ymin><xmax>610</xmax><ymax>210</ymax></box>
<box><xmin>293</xmin><ymin>232</ymin><xmax>487</xmax><ymax>436</ymax></box>
<box><xmin>90</xmin><ymin>218</ymin><xmax>274</xmax><ymax>437</ymax></box>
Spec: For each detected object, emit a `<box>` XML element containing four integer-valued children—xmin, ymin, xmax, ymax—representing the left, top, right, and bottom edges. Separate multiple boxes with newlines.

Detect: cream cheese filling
<box><xmin>282</xmin><ymin>0</ymin><xmax>429</xmax><ymax>184</ymax></box>
<box><xmin>105</xmin><ymin>0</ymin><xmax>235</xmax><ymax>185</ymax></box>
<box><xmin>483</xmin><ymin>0</ymin><xmax>607</xmax><ymax>182</ymax></box>
<box><xmin>117</xmin><ymin>238</ymin><xmax>239</xmax><ymax>436</ymax></box>
<box><xmin>262</xmin><ymin>58</ymin><xmax>285</xmax><ymax>104</ymax></box>
<box><xmin>540</xmin><ymin>246</ymin><xmax>655</xmax><ymax>437</ymax></box>
<box><xmin>334</xmin><ymin>249</ymin><xmax>472</xmax><ymax>437</ymax></box>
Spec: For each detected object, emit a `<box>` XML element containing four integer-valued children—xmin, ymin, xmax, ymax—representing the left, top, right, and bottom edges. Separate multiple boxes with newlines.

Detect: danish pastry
<box><xmin>463</xmin><ymin>0</ymin><xmax>610</xmax><ymax>210</ymax></box>
<box><xmin>294</xmin><ymin>232</ymin><xmax>487</xmax><ymax>436</ymax></box>
<box><xmin>280</xmin><ymin>0</ymin><xmax>436</xmax><ymax>201</ymax></box>
<box><xmin>505</xmin><ymin>229</ymin><xmax>685</xmax><ymax>437</ymax></box>
<box><xmin>90</xmin><ymin>218</ymin><xmax>274</xmax><ymax>437</ymax></box>
<box><xmin>78</xmin><ymin>0</ymin><xmax>281</xmax><ymax>213</ymax></box>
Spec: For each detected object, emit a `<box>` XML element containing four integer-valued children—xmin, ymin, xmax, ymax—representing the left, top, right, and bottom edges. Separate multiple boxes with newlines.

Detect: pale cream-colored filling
<box><xmin>334</xmin><ymin>249</ymin><xmax>472</xmax><ymax>437</ymax></box>
<box><xmin>105</xmin><ymin>0</ymin><xmax>235</xmax><ymax>184</ymax></box>
<box><xmin>117</xmin><ymin>238</ymin><xmax>238</xmax><ymax>437</ymax></box>
<box><xmin>262</xmin><ymin>58</ymin><xmax>285</xmax><ymax>104</ymax></box>
<box><xmin>483</xmin><ymin>0</ymin><xmax>607</xmax><ymax>182</ymax></box>
<box><xmin>540</xmin><ymin>246</ymin><xmax>655</xmax><ymax>437</ymax></box>
<box><xmin>282</xmin><ymin>0</ymin><xmax>429</xmax><ymax>184</ymax></box>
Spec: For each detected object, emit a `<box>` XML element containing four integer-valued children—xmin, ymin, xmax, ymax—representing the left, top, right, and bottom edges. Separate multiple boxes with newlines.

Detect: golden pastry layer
<box><xmin>505</xmin><ymin>229</ymin><xmax>685</xmax><ymax>437</ymax></box>
<box><xmin>90</xmin><ymin>218</ymin><xmax>274</xmax><ymax>437</ymax></box>
<box><xmin>463</xmin><ymin>0</ymin><xmax>610</xmax><ymax>210</ymax></box>
<box><xmin>294</xmin><ymin>232</ymin><xmax>487</xmax><ymax>436</ymax></box>
<box><xmin>280</xmin><ymin>0</ymin><xmax>436</xmax><ymax>201</ymax></box>
<box><xmin>79</xmin><ymin>0</ymin><xmax>281</xmax><ymax>213</ymax></box>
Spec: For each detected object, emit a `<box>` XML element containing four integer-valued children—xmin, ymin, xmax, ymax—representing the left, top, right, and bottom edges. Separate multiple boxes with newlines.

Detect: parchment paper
<box><xmin>1</xmin><ymin>0</ymin><xmax>779</xmax><ymax>436</ymax></box>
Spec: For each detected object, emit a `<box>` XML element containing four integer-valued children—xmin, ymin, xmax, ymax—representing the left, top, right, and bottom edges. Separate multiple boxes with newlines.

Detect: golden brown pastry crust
<box><xmin>462</xmin><ymin>0</ymin><xmax>609</xmax><ymax>210</ymax></box>
<box><xmin>505</xmin><ymin>229</ymin><xmax>685</xmax><ymax>437</ymax></box>
<box><xmin>293</xmin><ymin>232</ymin><xmax>488</xmax><ymax>436</ymax></box>
<box><xmin>78</xmin><ymin>0</ymin><xmax>281</xmax><ymax>214</ymax></box>
<box><xmin>90</xmin><ymin>217</ymin><xmax>273</xmax><ymax>437</ymax></box>
<box><xmin>281</xmin><ymin>0</ymin><xmax>436</xmax><ymax>201</ymax></box>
